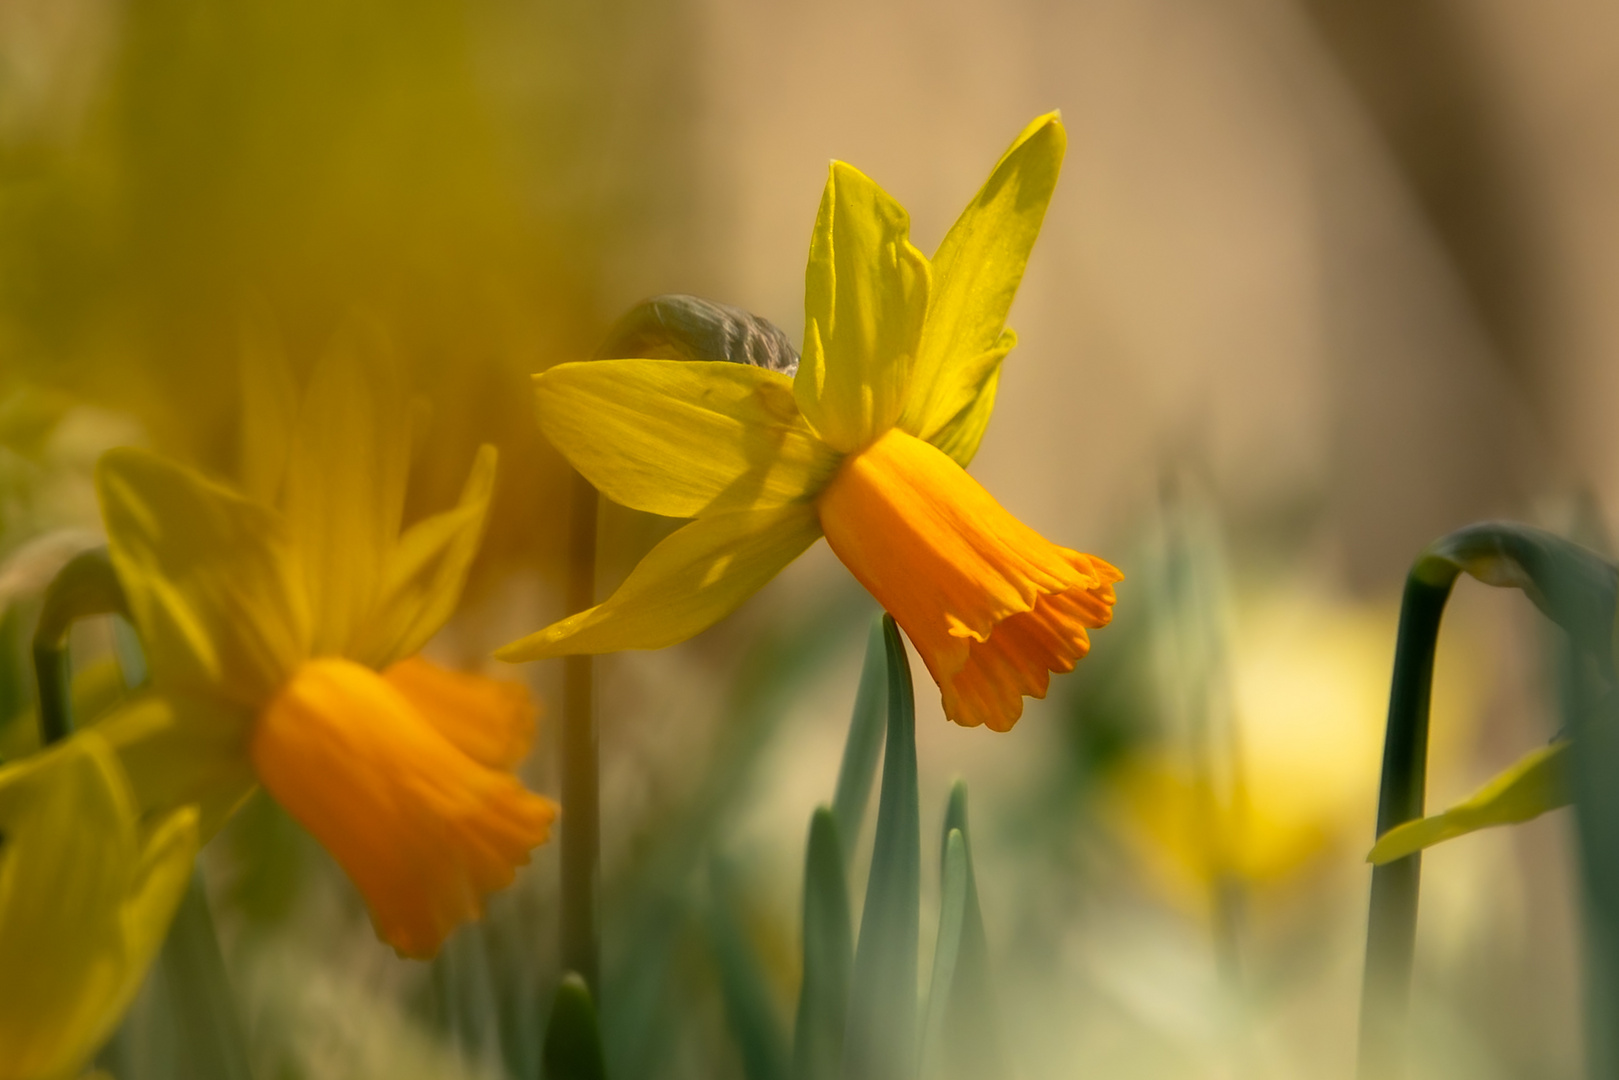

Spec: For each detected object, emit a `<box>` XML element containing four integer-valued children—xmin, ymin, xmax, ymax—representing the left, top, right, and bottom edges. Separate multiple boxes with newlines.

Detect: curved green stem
<box><xmin>1357</xmin><ymin>522</ymin><xmax>1618</xmax><ymax>1079</ymax></box>
<box><xmin>1356</xmin><ymin>561</ymin><xmax>1456</xmax><ymax>1080</ymax></box>
<box><xmin>32</xmin><ymin>547</ymin><xmax>128</xmax><ymax>746</ymax></box>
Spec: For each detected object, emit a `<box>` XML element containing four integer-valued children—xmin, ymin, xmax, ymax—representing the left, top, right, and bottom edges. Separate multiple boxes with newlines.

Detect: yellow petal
<box><xmin>94</xmin><ymin>692</ymin><xmax>257</xmax><ymax>841</ymax></box>
<box><xmin>900</xmin><ymin>113</ymin><xmax>1065</xmax><ymax>463</ymax></box>
<box><xmin>495</xmin><ymin>503</ymin><xmax>822</xmax><ymax>660</ymax></box>
<box><xmin>282</xmin><ymin>326</ymin><xmax>412</xmax><ymax>657</ymax></box>
<box><xmin>350</xmin><ymin>444</ymin><xmax>499</xmax><ymax>669</ymax></box>
<box><xmin>923</xmin><ymin>330</ymin><xmax>1014</xmax><ymax>468</ymax></box>
<box><xmin>251</xmin><ymin>658</ymin><xmax>557</xmax><ymax>959</ymax></box>
<box><xmin>1368</xmin><ymin>741</ymin><xmax>1569</xmax><ymax>865</ymax></box>
<box><xmin>383</xmin><ymin>655</ymin><xmax>536</xmax><ymax>771</ymax></box>
<box><xmin>98</xmin><ymin>447</ymin><xmax>310</xmax><ymax>707</ymax></box>
<box><xmin>0</xmin><ymin>734</ymin><xmax>198</xmax><ymax>1080</ymax></box>
<box><xmin>535</xmin><ymin>360</ymin><xmax>838</xmax><ymax>517</ymax></box>
<box><xmin>817</xmin><ymin>428</ymin><xmax>1119</xmax><ymax>731</ymax></box>
<box><xmin>795</xmin><ymin>162</ymin><xmax>930</xmax><ymax>452</ymax></box>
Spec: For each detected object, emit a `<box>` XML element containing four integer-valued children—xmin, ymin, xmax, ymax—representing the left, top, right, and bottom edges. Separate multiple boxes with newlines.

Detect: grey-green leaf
<box><xmin>792</xmin><ymin>807</ymin><xmax>852</xmax><ymax>1080</ymax></box>
<box><xmin>832</xmin><ymin>615</ymin><xmax>888</xmax><ymax>864</ymax></box>
<box><xmin>707</xmin><ymin>859</ymin><xmax>791</xmax><ymax>1080</ymax></box>
<box><xmin>932</xmin><ymin>781</ymin><xmax>1008</xmax><ymax>1080</ymax></box>
<box><xmin>919</xmin><ymin>829</ymin><xmax>968</xmax><ymax>1077</ymax></box>
<box><xmin>842</xmin><ymin>614</ymin><xmax>920</xmax><ymax>1080</ymax></box>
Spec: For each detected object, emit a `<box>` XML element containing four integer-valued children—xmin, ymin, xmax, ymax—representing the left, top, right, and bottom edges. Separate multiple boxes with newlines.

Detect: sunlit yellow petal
<box><xmin>900</xmin><ymin>113</ymin><xmax>1065</xmax><ymax>462</ymax></box>
<box><xmin>251</xmin><ymin>658</ymin><xmax>556</xmax><ymax>959</ymax></box>
<box><xmin>817</xmin><ymin>428</ymin><xmax>1118</xmax><ymax>731</ymax></box>
<box><xmin>98</xmin><ymin>448</ymin><xmax>310</xmax><ymax>707</ymax></box>
<box><xmin>795</xmin><ymin>162</ymin><xmax>930</xmax><ymax>452</ymax></box>
<box><xmin>535</xmin><ymin>360</ymin><xmax>838</xmax><ymax>518</ymax></box>
<box><xmin>495</xmin><ymin>503</ymin><xmax>822</xmax><ymax>660</ymax></box>
<box><xmin>351</xmin><ymin>444</ymin><xmax>499</xmax><ymax>670</ymax></box>
<box><xmin>0</xmin><ymin>735</ymin><xmax>197</xmax><ymax>1080</ymax></box>
<box><xmin>922</xmin><ymin>330</ymin><xmax>1014</xmax><ymax>468</ymax></box>
<box><xmin>282</xmin><ymin>326</ymin><xmax>413</xmax><ymax>657</ymax></box>
<box><xmin>1368</xmin><ymin>741</ymin><xmax>1569</xmax><ymax>865</ymax></box>
<box><xmin>383</xmin><ymin>655</ymin><xmax>536</xmax><ymax>771</ymax></box>
<box><xmin>94</xmin><ymin>692</ymin><xmax>257</xmax><ymax>841</ymax></box>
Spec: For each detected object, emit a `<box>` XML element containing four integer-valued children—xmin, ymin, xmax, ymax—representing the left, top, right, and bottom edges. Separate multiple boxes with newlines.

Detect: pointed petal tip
<box><xmin>492</xmin><ymin>635</ymin><xmax>553</xmax><ymax>664</ymax></box>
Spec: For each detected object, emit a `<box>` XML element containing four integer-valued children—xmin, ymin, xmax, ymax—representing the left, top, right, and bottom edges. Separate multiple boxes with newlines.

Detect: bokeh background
<box><xmin>3</xmin><ymin>0</ymin><xmax>1617</xmax><ymax>1077</ymax></box>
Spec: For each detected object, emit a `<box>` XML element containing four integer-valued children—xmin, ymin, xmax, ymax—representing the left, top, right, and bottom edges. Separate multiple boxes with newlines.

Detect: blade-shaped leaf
<box><xmin>160</xmin><ymin>871</ymin><xmax>253</xmax><ymax>1080</ymax></box>
<box><xmin>931</xmin><ymin>781</ymin><xmax>1006</xmax><ymax>1080</ymax></box>
<box><xmin>544</xmin><ymin>973</ymin><xmax>608</xmax><ymax>1080</ymax></box>
<box><xmin>918</xmin><ymin>829</ymin><xmax>967</xmax><ymax>1078</ymax></box>
<box><xmin>842</xmin><ymin>615</ymin><xmax>919</xmax><ymax>1080</ymax></box>
<box><xmin>792</xmin><ymin>807</ymin><xmax>852</xmax><ymax>1080</ymax></box>
<box><xmin>707</xmin><ymin>859</ymin><xmax>790</xmax><ymax>1080</ymax></box>
<box><xmin>831</xmin><ymin>616</ymin><xmax>887</xmax><ymax>864</ymax></box>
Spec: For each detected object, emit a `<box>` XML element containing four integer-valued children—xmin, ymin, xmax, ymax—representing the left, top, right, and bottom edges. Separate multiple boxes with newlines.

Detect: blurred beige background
<box><xmin>4</xmin><ymin>0</ymin><xmax>1617</xmax><ymax>1076</ymax></box>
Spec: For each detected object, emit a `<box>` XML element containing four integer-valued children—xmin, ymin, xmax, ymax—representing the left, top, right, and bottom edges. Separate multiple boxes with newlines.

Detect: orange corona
<box><xmin>819</xmin><ymin>429</ymin><xmax>1118</xmax><ymax>730</ymax></box>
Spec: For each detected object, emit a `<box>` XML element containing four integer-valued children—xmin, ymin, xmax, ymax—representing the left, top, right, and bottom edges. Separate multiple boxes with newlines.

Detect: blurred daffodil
<box><xmin>94</xmin><ymin>335</ymin><xmax>557</xmax><ymax>959</ymax></box>
<box><xmin>500</xmin><ymin>114</ymin><xmax>1119</xmax><ymax>732</ymax></box>
<box><xmin>0</xmin><ymin>732</ymin><xmax>197</xmax><ymax>1080</ymax></box>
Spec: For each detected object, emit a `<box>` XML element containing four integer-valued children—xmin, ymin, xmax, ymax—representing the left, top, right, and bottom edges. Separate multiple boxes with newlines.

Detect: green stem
<box><xmin>1357</xmin><ymin>559</ymin><xmax>1457</xmax><ymax>1080</ymax></box>
<box><xmin>32</xmin><ymin>548</ymin><xmax>128</xmax><ymax>746</ymax></box>
<box><xmin>1356</xmin><ymin>522</ymin><xmax>1616</xmax><ymax>1079</ymax></box>
<box><xmin>562</xmin><ymin>469</ymin><xmax>601</xmax><ymax>994</ymax></box>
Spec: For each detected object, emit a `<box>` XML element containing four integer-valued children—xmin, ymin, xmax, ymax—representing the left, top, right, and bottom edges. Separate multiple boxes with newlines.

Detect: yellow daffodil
<box><xmin>499</xmin><ymin>114</ymin><xmax>1120</xmax><ymax>731</ymax></box>
<box><xmin>93</xmin><ymin>335</ymin><xmax>557</xmax><ymax>958</ymax></box>
<box><xmin>0</xmin><ymin>732</ymin><xmax>197</xmax><ymax>1080</ymax></box>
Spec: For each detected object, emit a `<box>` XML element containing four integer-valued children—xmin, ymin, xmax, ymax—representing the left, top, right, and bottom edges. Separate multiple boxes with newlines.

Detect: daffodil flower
<box><xmin>0</xmin><ymin>732</ymin><xmax>197</xmax><ymax>1080</ymax></box>
<box><xmin>499</xmin><ymin>114</ymin><xmax>1120</xmax><ymax>731</ymax></box>
<box><xmin>94</xmin><ymin>336</ymin><xmax>557</xmax><ymax>958</ymax></box>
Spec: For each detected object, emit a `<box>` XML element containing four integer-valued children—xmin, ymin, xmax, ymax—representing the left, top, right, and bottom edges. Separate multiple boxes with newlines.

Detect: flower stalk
<box><xmin>561</xmin><ymin>468</ymin><xmax>601</xmax><ymax>994</ymax></box>
<box><xmin>1358</xmin><ymin>522</ymin><xmax>1618</xmax><ymax>1080</ymax></box>
<box><xmin>32</xmin><ymin>547</ymin><xmax>129</xmax><ymax>745</ymax></box>
<box><xmin>1357</xmin><ymin>560</ymin><xmax>1454</xmax><ymax>1080</ymax></box>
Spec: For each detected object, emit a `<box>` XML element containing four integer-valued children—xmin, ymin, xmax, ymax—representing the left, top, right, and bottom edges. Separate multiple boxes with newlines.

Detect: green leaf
<box><xmin>159</xmin><ymin>871</ymin><xmax>254</xmax><ymax>1080</ymax></box>
<box><xmin>842</xmin><ymin>614</ymin><xmax>919</xmax><ymax>1080</ymax></box>
<box><xmin>928</xmin><ymin>781</ymin><xmax>1006</xmax><ymax>1080</ymax></box>
<box><xmin>831</xmin><ymin>616</ymin><xmax>888</xmax><ymax>864</ymax></box>
<box><xmin>544</xmin><ymin>973</ymin><xmax>609</xmax><ymax>1080</ymax></box>
<box><xmin>1368</xmin><ymin>741</ymin><xmax>1569</xmax><ymax>864</ymax></box>
<box><xmin>918</xmin><ymin>829</ymin><xmax>967</xmax><ymax>1077</ymax></box>
<box><xmin>706</xmin><ymin>859</ymin><xmax>790</xmax><ymax>1080</ymax></box>
<box><xmin>791</xmin><ymin>807</ymin><xmax>852</xmax><ymax>1080</ymax></box>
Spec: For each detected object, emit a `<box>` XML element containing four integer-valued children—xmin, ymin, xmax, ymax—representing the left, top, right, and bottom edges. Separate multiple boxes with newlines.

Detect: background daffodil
<box><xmin>93</xmin><ymin>332</ymin><xmax>558</xmax><ymax>959</ymax></box>
<box><xmin>500</xmin><ymin>113</ymin><xmax>1120</xmax><ymax>732</ymax></box>
<box><xmin>0</xmin><ymin>732</ymin><xmax>197</xmax><ymax>1080</ymax></box>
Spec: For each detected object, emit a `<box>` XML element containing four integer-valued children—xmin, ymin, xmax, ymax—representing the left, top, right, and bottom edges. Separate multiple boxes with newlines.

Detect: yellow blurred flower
<box><xmin>0</xmin><ymin>732</ymin><xmax>197</xmax><ymax>1080</ymax></box>
<box><xmin>499</xmin><ymin>114</ymin><xmax>1120</xmax><ymax>733</ymax></box>
<box><xmin>94</xmin><ymin>336</ymin><xmax>557</xmax><ymax>959</ymax></box>
<box><xmin>1111</xmin><ymin>588</ymin><xmax>1482</xmax><ymax>907</ymax></box>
